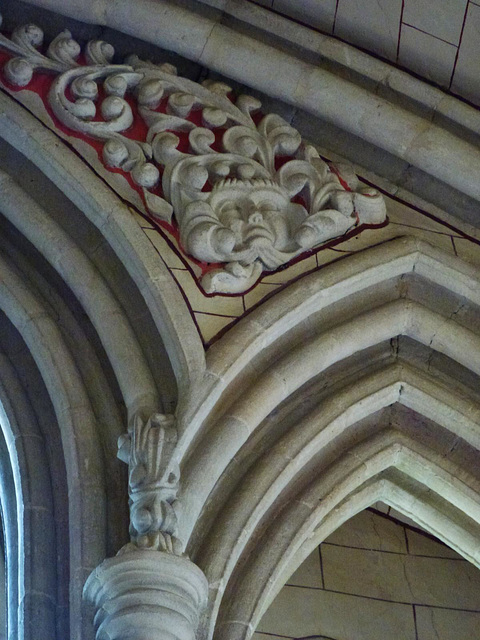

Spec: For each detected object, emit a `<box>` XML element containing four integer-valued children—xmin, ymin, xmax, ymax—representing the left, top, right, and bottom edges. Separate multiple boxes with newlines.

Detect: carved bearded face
<box><xmin>207</xmin><ymin>180</ymin><xmax>307</xmax><ymax>257</ymax></box>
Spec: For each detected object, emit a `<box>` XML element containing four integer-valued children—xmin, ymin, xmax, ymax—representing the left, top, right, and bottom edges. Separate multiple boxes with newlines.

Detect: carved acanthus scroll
<box><xmin>117</xmin><ymin>413</ymin><xmax>182</xmax><ymax>555</ymax></box>
<box><xmin>0</xmin><ymin>18</ymin><xmax>387</xmax><ymax>293</ymax></box>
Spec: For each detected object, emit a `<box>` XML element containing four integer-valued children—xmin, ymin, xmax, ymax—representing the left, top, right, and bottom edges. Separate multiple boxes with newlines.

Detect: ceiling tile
<box><xmin>451</xmin><ymin>2</ymin><xmax>480</xmax><ymax>106</ymax></box>
<box><xmin>398</xmin><ymin>24</ymin><xmax>457</xmax><ymax>88</ymax></box>
<box><xmin>403</xmin><ymin>0</ymin><xmax>468</xmax><ymax>44</ymax></box>
<box><xmin>416</xmin><ymin>608</ymin><xmax>480</xmax><ymax>640</ymax></box>
<box><xmin>334</xmin><ymin>0</ymin><xmax>403</xmax><ymax>61</ymax></box>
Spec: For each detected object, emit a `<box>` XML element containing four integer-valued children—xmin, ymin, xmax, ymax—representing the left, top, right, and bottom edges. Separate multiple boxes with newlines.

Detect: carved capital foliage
<box><xmin>0</xmin><ymin>17</ymin><xmax>387</xmax><ymax>293</ymax></box>
<box><xmin>117</xmin><ymin>412</ymin><xmax>182</xmax><ymax>555</ymax></box>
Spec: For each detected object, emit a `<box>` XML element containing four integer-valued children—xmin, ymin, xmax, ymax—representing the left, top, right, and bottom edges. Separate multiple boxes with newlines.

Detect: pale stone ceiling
<box><xmin>252</xmin><ymin>0</ymin><xmax>480</xmax><ymax>108</ymax></box>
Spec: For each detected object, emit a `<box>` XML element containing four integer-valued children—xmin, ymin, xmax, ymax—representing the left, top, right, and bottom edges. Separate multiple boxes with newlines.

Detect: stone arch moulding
<box><xmin>176</xmin><ymin>237</ymin><xmax>480</xmax><ymax>525</ymax></box>
<box><xmin>1</xmin><ymin>7</ymin><xmax>480</xmax><ymax>640</ymax></box>
<box><xmin>0</xmin><ymin>34</ymin><xmax>203</xmax><ymax>640</ymax></box>
<box><xmin>213</xmin><ymin>436</ymin><xmax>480</xmax><ymax>640</ymax></box>
<box><xmin>175</xmin><ymin>239</ymin><xmax>480</xmax><ymax>640</ymax></box>
<box><xmin>0</xmin><ymin>75</ymin><xmax>205</xmax><ymax>396</ymax></box>
<box><xmin>0</xmin><ymin>345</ymin><xmax>58</xmax><ymax>640</ymax></box>
<box><xmin>0</xmin><ymin>217</ymin><xmax>113</xmax><ymax>639</ymax></box>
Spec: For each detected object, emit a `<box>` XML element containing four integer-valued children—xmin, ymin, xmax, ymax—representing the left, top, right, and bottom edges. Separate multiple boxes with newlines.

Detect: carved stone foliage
<box><xmin>0</xmin><ymin>18</ymin><xmax>387</xmax><ymax>293</ymax></box>
<box><xmin>117</xmin><ymin>413</ymin><xmax>182</xmax><ymax>555</ymax></box>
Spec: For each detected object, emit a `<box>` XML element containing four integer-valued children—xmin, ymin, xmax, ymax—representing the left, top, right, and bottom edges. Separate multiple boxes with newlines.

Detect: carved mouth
<box><xmin>244</xmin><ymin>226</ymin><xmax>276</xmax><ymax>246</ymax></box>
<box><xmin>211</xmin><ymin>177</ymin><xmax>282</xmax><ymax>193</ymax></box>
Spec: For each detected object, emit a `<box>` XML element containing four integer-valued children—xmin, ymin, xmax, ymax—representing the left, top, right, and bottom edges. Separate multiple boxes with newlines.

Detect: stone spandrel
<box><xmin>2</xmin><ymin>15</ymin><xmax>479</xmax><ymax>348</ymax></box>
<box><xmin>0</xmin><ymin>15</ymin><xmax>387</xmax><ymax>295</ymax></box>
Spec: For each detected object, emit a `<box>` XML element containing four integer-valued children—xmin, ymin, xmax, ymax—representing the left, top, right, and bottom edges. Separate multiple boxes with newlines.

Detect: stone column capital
<box><xmin>84</xmin><ymin>547</ymin><xmax>208</xmax><ymax>640</ymax></box>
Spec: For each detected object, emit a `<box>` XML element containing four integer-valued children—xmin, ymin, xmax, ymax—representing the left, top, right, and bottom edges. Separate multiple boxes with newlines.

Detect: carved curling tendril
<box><xmin>117</xmin><ymin>413</ymin><xmax>183</xmax><ymax>555</ymax></box>
<box><xmin>0</xmin><ymin>17</ymin><xmax>388</xmax><ymax>293</ymax></box>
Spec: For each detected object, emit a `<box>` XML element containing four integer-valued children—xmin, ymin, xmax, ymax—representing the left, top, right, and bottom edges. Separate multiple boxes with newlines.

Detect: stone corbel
<box><xmin>83</xmin><ymin>413</ymin><xmax>208</xmax><ymax>640</ymax></box>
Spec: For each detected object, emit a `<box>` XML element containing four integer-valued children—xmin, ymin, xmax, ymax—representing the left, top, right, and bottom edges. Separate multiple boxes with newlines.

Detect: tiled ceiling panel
<box><xmin>252</xmin><ymin>0</ymin><xmax>480</xmax><ymax>107</ymax></box>
<box><xmin>402</xmin><ymin>0</ymin><xmax>468</xmax><ymax>44</ymax></box>
<box><xmin>334</xmin><ymin>0</ymin><xmax>403</xmax><ymax>61</ymax></box>
<box><xmin>451</xmin><ymin>2</ymin><xmax>480</xmax><ymax>105</ymax></box>
<box><xmin>398</xmin><ymin>23</ymin><xmax>457</xmax><ymax>86</ymax></box>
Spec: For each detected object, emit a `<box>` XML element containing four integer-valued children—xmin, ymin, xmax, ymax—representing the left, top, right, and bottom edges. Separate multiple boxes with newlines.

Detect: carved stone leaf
<box><xmin>144</xmin><ymin>191</ymin><xmax>173</xmax><ymax>222</ymax></box>
<box><xmin>116</xmin><ymin>413</ymin><xmax>181</xmax><ymax>552</ymax></box>
<box><xmin>0</xmin><ymin>17</ymin><xmax>388</xmax><ymax>294</ymax></box>
<box><xmin>85</xmin><ymin>40</ymin><xmax>115</xmax><ymax>65</ymax></box>
<box><xmin>46</xmin><ymin>30</ymin><xmax>81</xmax><ymax>66</ymax></box>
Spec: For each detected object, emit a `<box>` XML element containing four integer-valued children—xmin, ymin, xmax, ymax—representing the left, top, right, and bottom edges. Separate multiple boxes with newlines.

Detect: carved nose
<box><xmin>248</xmin><ymin>211</ymin><xmax>263</xmax><ymax>224</ymax></box>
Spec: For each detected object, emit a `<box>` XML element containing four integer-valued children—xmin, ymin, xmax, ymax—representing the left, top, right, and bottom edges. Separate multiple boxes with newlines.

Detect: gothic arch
<box><xmin>180</xmin><ymin>238</ymin><xmax>480</xmax><ymax>534</ymax></box>
<box><xmin>1</xmin><ymin>4</ymin><xmax>480</xmax><ymax>640</ymax></box>
<box><xmin>0</xmin><ymin>344</ymin><xmax>58</xmax><ymax>639</ymax></box>
<box><xmin>196</xmin><ymin>397</ymin><xmax>480</xmax><ymax>640</ymax></box>
<box><xmin>176</xmin><ymin>240</ymin><xmax>480</xmax><ymax>639</ymax></box>
<box><xmin>176</xmin><ymin>235</ymin><xmax>480</xmax><ymax>467</ymax></box>
<box><xmin>0</xmin><ymin>89</ymin><xmax>203</xmax><ymax>639</ymax></box>
<box><xmin>212</xmin><ymin>436</ymin><xmax>480</xmax><ymax>640</ymax></box>
<box><xmin>0</xmin><ymin>89</ymin><xmax>205</xmax><ymax>395</ymax></box>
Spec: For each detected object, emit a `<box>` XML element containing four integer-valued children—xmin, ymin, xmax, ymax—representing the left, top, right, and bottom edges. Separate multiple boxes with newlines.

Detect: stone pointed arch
<box><xmin>172</xmin><ymin>238</ymin><xmax>480</xmax><ymax>640</ymax></box>
<box><xmin>0</xmin><ymin>87</ymin><xmax>204</xmax><ymax>639</ymax></box>
<box><xmin>0</xmin><ymin>348</ymin><xmax>58</xmax><ymax>639</ymax></box>
<box><xmin>0</xmin><ymin>89</ymin><xmax>205</xmax><ymax>398</ymax></box>
<box><xmin>1</xmin><ymin>5</ymin><xmax>480</xmax><ymax>640</ymax></box>
<box><xmin>176</xmin><ymin>236</ymin><xmax>480</xmax><ymax>459</ymax></box>
<box><xmin>0</xmin><ymin>245</ymin><xmax>109</xmax><ymax>638</ymax></box>
<box><xmin>193</xmin><ymin>361</ymin><xmax>480</xmax><ymax>618</ymax></box>
<box><xmin>179</xmin><ymin>238</ymin><xmax>480</xmax><ymax>541</ymax></box>
<box><xmin>211</xmin><ymin>430</ymin><xmax>480</xmax><ymax>640</ymax></box>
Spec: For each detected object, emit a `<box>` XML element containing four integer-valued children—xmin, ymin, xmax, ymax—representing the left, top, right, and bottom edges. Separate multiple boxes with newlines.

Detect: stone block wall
<box><xmin>255</xmin><ymin>507</ymin><xmax>480</xmax><ymax>640</ymax></box>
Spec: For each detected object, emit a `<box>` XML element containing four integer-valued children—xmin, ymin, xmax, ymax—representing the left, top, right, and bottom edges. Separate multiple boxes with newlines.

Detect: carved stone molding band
<box><xmin>117</xmin><ymin>412</ymin><xmax>182</xmax><ymax>555</ymax></box>
<box><xmin>0</xmin><ymin>17</ymin><xmax>387</xmax><ymax>293</ymax></box>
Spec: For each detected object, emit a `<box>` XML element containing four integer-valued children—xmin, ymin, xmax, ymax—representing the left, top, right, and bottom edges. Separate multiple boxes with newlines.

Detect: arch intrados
<box><xmin>0</xmin><ymin>169</ymin><xmax>159</xmax><ymax>418</ymax></box>
<box><xmin>0</xmin><ymin>253</ymin><xmax>97</xmax><ymax>478</ymax></box>
<box><xmin>0</xmin><ymin>90</ymin><xmax>205</xmax><ymax>393</ymax></box>
<box><xmin>0</xmin><ymin>355</ymin><xmax>58</xmax><ymax>640</ymax></box>
<box><xmin>0</xmin><ymin>250</ymin><xmax>108</xmax><ymax>636</ymax></box>
<box><xmin>181</xmin><ymin>301</ymin><xmax>480</xmax><ymax>540</ymax></box>
<box><xmin>192</xmin><ymin>362</ymin><xmax>480</xmax><ymax>568</ymax></box>
<box><xmin>207</xmin><ymin>238</ymin><xmax>480</xmax><ymax>379</ymax></box>
<box><xmin>240</xmin><ymin>476</ymin><xmax>480</xmax><ymax>640</ymax></box>
<box><xmin>178</xmin><ymin>238</ymin><xmax>480</xmax><ymax>461</ymax></box>
<box><xmin>213</xmin><ymin>436</ymin><xmax>480</xmax><ymax>640</ymax></box>
<box><xmin>196</xmin><ymin>375</ymin><xmax>480</xmax><ymax>631</ymax></box>
<box><xmin>0</xmin><ymin>220</ymin><xmax>134</xmax><ymax>551</ymax></box>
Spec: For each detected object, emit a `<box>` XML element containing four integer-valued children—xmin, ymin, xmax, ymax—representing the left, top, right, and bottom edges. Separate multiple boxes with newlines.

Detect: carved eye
<box><xmin>220</xmin><ymin>203</ymin><xmax>242</xmax><ymax>219</ymax></box>
<box><xmin>258</xmin><ymin>202</ymin><xmax>277</xmax><ymax>214</ymax></box>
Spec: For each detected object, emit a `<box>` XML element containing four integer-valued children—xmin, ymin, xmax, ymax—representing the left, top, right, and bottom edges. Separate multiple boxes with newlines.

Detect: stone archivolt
<box><xmin>7</xmin><ymin>12</ymin><xmax>480</xmax><ymax>640</ymax></box>
<box><xmin>0</xmin><ymin>18</ymin><xmax>387</xmax><ymax>293</ymax></box>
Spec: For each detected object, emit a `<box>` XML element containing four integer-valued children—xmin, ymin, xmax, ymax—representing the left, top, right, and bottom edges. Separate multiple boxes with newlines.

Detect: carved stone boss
<box><xmin>0</xmin><ymin>19</ymin><xmax>387</xmax><ymax>293</ymax></box>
